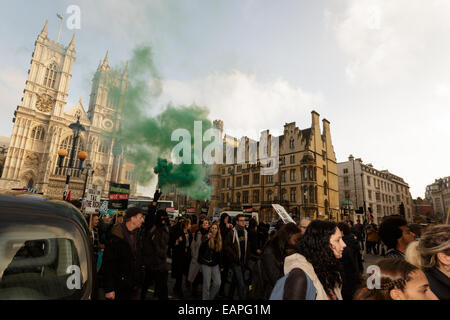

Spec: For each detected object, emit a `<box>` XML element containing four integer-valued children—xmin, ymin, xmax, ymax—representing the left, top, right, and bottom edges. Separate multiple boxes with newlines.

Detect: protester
<box><xmin>379</xmin><ymin>216</ymin><xmax>416</xmax><ymax>259</ymax></box>
<box><xmin>102</xmin><ymin>207</ymin><xmax>145</xmax><ymax>300</ymax></box>
<box><xmin>299</xmin><ymin>218</ymin><xmax>311</xmax><ymax>236</ymax></box>
<box><xmin>218</xmin><ymin>212</ymin><xmax>234</xmax><ymax>298</ymax></box>
<box><xmin>417</xmin><ymin>224</ymin><xmax>450</xmax><ymax>300</ymax></box>
<box><xmin>188</xmin><ymin>218</ymin><xmax>210</xmax><ymax>297</ymax></box>
<box><xmin>337</xmin><ymin>222</ymin><xmax>363</xmax><ymax>300</ymax></box>
<box><xmin>224</xmin><ymin>214</ymin><xmax>248</xmax><ymax>300</ymax></box>
<box><xmin>282</xmin><ymin>220</ymin><xmax>346</xmax><ymax>300</ymax></box>
<box><xmin>247</xmin><ymin>218</ymin><xmax>262</xmax><ymax>257</ymax></box>
<box><xmin>199</xmin><ymin>222</ymin><xmax>223</xmax><ymax>300</ymax></box>
<box><xmin>141</xmin><ymin>209</ymin><xmax>170</xmax><ymax>300</ymax></box>
<box><xmin>352</xmin><ymin>219</ymin><xmax>365</xmax><ymax>252</ymax></box>
<box><xmin>171</xmin><ymin>218</ymin><xmax>193</xmax><ymax>298</ymax></box>
<box><xmin>354</xmin><ymin>258</ymin><xmax>438</xmax><ymax>300</ymax></box>
<box><xmin>260</xmin><ymin>222</ymin><xmax>301</xmax><ymax>299</ymax></box>
<box><xmin>366</xmin><ymin>221</ymin><xmax>379</xmax><ymax>255</ymax></box>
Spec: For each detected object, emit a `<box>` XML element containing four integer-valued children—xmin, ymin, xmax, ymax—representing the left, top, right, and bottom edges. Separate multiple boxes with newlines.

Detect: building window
<box><xmin>44</xmin><ymin>63</ymin><xmax>57</xmax><ymax>89</ymax></box>
<box><xmin>290</xmin><ymin>155</ymin><xmax>295</xmax><ymax>164</ymax></box>
<box><xmin>290</xmin><ymin>188</ymin><xmax>296</xmax><ymax>202</ymax></box>
<box><xmin>322</xmin><ymin>151</ymin><xmax>326</xmax><ymax>161</ymax></box>
<box><xmin>368</xmin><ymin>190</ymin><xmax>372</xmax><ymax>200</ymax></box>
<box><xmin>221</xmin><ymin>179</ymin><xmax>225</xmax><ymax>188</ymax></box>
<box><xmin>236</xmin><ymin>177</ymin><xmax>242</xmax><ymax>187</ymax></box>
<box><xmin>267</xmin><ymin>175</ymin><xmax>273</xmax><ymax>183</ymax></box>
<box><xmin>98</xmin><ymin>141</ymin><xmax>109</xmax><ymax>154</ymax></box>
<box><xmin>227</xmin><ymin>178</ymin><xmax>230</xmax><ymax>188</ymax></box>
<box><xmin>376</xmin><ymin>192</ymin><xmax>381</xmax><ymax>201</ymax></box>
<box><xmin>280</xmin><ymin>157</ymin><xmax>285</xmax><ymax>165</ymax></box>
<box><xmin>281</xmin><ymin>171</ymin><xmax>286</xmax><ymax>183</ymax></box>
<box><xmin>236</xmin><ymin>192</ymin><xmax>241</xmax><ymax>203</ymax></box>
<box><xmin>281</xmin><ymin>189</ymin><xmax>287</xmax><ymax>201</ymax></box>
<box><xmin>303</xmin><ymin>167</ymin><xmax>308</xmax><ymax>180</ymax></box>
<box><xmin>343</xmin><ymin>168</ymin><xmax>348</xmax><ymax>174</ymax></box>
<box><xmin>344</xmin><ymin>190</ymin><xmax>350</xmax><ymax>200</ymax></box>
<box><xmin>31</xmin><ymin>126</ymin><xmax>45</xmax><ymax>141</ymax></box>
<box><xmin>290</xmin><ymin>139</ymin><xmax>295</xmax><ymax>149</ymax></box>
<box><xmin>367</xmin><ymin>176</ymin><xmax>371</xmax><ymax>186</ymax></box>
<box><xmin>243</xmin><ymin>175</ymin><xmax>249</xmax><ymax>185</ymax></box>
<box><xmin>237</xmin><ymin>165</ymin><xmax>242</xmax><ymax>172</ymax></box>
<box><xmin>309</xmin><ymin>186</ymin><xmax>314</xmax><ymax>204</ymax></box>
<box><xmin>267</xmin><ymin>190</ymin><xmax>273</xmax><ymax>202</ymax></box>
<box><xmin>253</xmin><ymin>190</ymin><xmax>259</xmax><ymax>203</ymax></box>
<box><xmin>377</xmin><ymin>205</ymin><xmax>382</xmax><ymax>213</ymax></box>
<box><xmin>309</xmin><ymin>167</ymin><xmax>314</xmax><ymax>181</ymax></box>
<box><xmin>253</xmin><ymin>173</ymin><xmax>259</xmax><ymax>185</ymax></box>
<box><xmin>344</xmin><ymin>176</ymin><xmax>349</xmax><ymax>186</ymax></box>
<box><xmin>290</xmin><ymin>169</ymin><xmax>296</xmax><ymax>181</ymax></box>
<box><xmin>243</xmin><ymin>191</ymin><xmax>249</xmax><ymax>203</ymax></box>
<box><xmin>323</xmin><ymin>165</ymin><xmax>326</xmax><ymax>176</ymax></box>
<box><xmin>323</xmin><ymin>181</ymin><xmax>328</xmax><ymax>195</ymax></box>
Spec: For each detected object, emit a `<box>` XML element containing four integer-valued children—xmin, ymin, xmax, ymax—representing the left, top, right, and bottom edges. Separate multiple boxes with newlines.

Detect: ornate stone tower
<box><xmin>208</xmin><ymin>119</ymin><xmax>224</xmax><ymax>216</ymax></box>
<box><xmin>0</xmin><ymin>20</ymin><xmax>76</xmax><ymax>190</ymax></box>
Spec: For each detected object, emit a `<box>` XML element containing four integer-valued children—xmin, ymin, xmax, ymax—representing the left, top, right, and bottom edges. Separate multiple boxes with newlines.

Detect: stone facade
<box><xmin>0</xmin><ymin>21</ymin><xmax>137</xmax><ymax>199</ymax></box>
<box><xmin>210</xmin><ymin>111</ymin><xmax>340</xmax><ymax>223</ymax></box>
<box><xmin>425</xmin><ymin>176</ymin><xmax>450</xmax><ymax>223</ymax></box>
<box><xmin>338</xmin><ymin>155</ymin><xmax>414</xmax><ymax>224</ymax></box>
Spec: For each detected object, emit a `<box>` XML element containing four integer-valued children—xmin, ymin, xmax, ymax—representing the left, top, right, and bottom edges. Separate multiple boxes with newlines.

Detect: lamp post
<box><xmin>57</xmin><ymin>116</ymin><xmax>86</xmax><ymax>200</ymax></box>
<box><xmin>81</xmin><ymin>162</ymin><xmax>95</xmax><ymax>202</ymax></box>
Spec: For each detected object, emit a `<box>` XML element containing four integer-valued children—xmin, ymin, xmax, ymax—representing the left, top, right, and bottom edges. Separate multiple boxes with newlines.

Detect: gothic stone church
<box><xmin>0</xmin><ymin>21</ymin><xmax>137</xmax><ymax>199</ymax></box>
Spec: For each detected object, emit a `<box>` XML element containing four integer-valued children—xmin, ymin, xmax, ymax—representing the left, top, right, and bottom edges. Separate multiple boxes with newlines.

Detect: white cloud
<box><xmin>327</xmin><ymin>0</ymin><xmax>450</xmax><ymax>86</ymax></box>
<box><xmin>157</xmin><ymin>70</ymin><xmax>324</xmax><ymax>140</ymax></box>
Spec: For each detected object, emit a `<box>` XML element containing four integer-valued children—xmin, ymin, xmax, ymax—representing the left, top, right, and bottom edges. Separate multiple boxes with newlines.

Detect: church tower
<box><xmin>0</xmin><ymin>20</ymin><xmax>76</xmax><ymax>189</ymax></box>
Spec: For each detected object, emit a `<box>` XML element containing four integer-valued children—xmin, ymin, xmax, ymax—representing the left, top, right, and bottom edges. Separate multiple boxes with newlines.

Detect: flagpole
<box><xmin>57</xmin><ymin>13</ymin><xmax>64</xmax><ymax>43</ymax></box>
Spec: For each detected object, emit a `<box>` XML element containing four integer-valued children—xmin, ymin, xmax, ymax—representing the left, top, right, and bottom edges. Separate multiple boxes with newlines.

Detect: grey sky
<box><xmin>0</xmin><ymin>0</ymin><xmax>448</xmax><ymax>198</ymax></box>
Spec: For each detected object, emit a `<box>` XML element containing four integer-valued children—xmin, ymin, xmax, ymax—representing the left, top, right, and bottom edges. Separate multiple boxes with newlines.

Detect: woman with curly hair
<box><xmin>354</xmin><ymin>258</ymin><xmax>437</xmax><ymax>300</ymax></box>
<box><xmin>417</xmin><ymin>224</ymin><xmax>450</xmax><ymax>300</ymax></box>
<box><xmin>282</xmin><ymin>220</ymin><xmax>346</xmax><ymax>300</ymax></box>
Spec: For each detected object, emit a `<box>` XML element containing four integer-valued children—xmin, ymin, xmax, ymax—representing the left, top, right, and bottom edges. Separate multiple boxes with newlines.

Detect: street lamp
<box><xmin>57</xmin><ymin>116</ymin><xmax>86</xmax><ymax>200</ymax></box>
<box><xmin>81</xmin><ymin>162</ymin><xmax>95</xmax><ymax>205</ymax></box>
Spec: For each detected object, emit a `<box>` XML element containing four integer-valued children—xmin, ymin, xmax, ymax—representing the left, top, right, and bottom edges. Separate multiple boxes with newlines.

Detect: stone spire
<box><xmin>40</xmin><ymin>20</ymin><xmax>48</xmax><ymax>37</ymax></box>
<box><xmin>67</xmin><ymin>33</ymin><xmax>75</xmax><ymax>50</ymax></box>
<box><xmin>101</xmin><ymin>50</ymin><xmax>109</xmax><ymax>69</ymax></box>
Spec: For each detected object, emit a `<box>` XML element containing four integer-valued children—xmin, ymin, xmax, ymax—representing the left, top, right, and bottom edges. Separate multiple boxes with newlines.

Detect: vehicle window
<box><xmin>0</xmin><ymin>219</ymin><xmax>89</xmax><ymax>300</ymax></box>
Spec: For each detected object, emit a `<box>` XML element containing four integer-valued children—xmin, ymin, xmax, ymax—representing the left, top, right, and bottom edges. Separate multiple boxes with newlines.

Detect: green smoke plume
<box><xmin>102</xmin><ymin>45</ymin><xmax>213</xmax><ymax>201</ymax></box>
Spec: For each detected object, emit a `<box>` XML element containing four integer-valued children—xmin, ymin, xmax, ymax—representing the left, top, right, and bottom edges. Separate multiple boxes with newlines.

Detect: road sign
<box><xmin>85</xmin><ymin>184</ymin><xmax>103</xmax><ymax>214</ymax></box>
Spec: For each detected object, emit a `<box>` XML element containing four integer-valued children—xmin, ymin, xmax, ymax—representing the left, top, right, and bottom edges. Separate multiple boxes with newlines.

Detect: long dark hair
<box><xmin>297</xmin><ymin>220</ymin><xmax>343</xmax><ymax>298</ymax></box>
<box><xmin>267</xmin><ymin>222</ymin><xmax>301</xmax><ymax>264</ymax></box>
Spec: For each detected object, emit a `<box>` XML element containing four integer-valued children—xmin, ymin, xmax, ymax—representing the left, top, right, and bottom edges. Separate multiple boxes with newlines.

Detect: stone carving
<box><xmin>36</xmin><ymin>93</ymin><xmax>55</xmax><ymax>112</ymax></box>
<box><xmin>24</xmin><ymin>151</ymin><xmax>40</xmax><ymax>167</ymax></box>
<box><xmin>95</xmin><ymin>164</ymin><xmax>106</xmax><ymax>177</ymax></box>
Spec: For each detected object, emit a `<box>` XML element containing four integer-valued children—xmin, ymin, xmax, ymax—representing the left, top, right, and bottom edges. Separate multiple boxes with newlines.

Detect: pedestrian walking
<box><xmin>260</xmin><ymin>222</ymin><xmax>301</xmax><ymax>299</ymax></box>
<box><xmin>247</xmin><ymin>218</ymin><xmax>262</xmax><ymax>257</ymax></box>
<box><xmin>224</xmin><ymin>214</ymin><xmax>248</xmax><ymax>300</ymax></box>
<box><xmin>417</xmin><ymin>224</ymin><xmax>450</xmax><ymax>300</ymax></box>
<box><xmin>199</xmin><ymin>222</ymin><xmax>223</xmax><ymax>300</ymax></box>
<box><xmin>352</xmin><ymin>219</ymin><xmax>365</xmax><ymax>253</ymax></box>
<box><xmin>218</xmin><ymin>213</ymin><xmax>233</xmax><ymax>298</ymax></box>
<box><xmin>354</xmin><ymin>258</ymin><xmax>438</xmax><ymax>300</ymax></box>
<box><xmin>379</xmin><ymin>216</ymin><xmax>415</xmax><ymax>259</ymax></box>
<box><xmin>102</xmin><ymin>207</ymin><xmax>145</xmax><ymax>300</ymax></box>
<box><xmin>281</xmin><ymin>220</ymin><xmax>346</xmax><ymax>300</ymax></box>
<box><xmin>337</xmin><ymin>222</ymin><xmax>363</xmax><ymax>300</ymax></box>
<box><xmin>141</xmin><ymin>209</ymin><xmax>170</xmax><ymax>300</ymax></box>
<box><xmin>188</xmin><ymin>218</ymin><xmax>210</xmax><ymax>297</ymax></box>
<box><xmin>171</xmin><ymin>218</ymin><xmax>193</xmax><ymax>298</ymax></box>
<box><xmin>366</xmin><ymin>221</ymin><xmax>379</xmax><ymax>255</ymax></box>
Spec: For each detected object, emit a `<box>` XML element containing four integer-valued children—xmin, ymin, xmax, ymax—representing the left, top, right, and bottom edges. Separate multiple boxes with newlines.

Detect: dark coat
<box><xmin>425</xmin><ymin>267</ymin><xmax>450</xmax><ymax>300</ymax></box>
<box><xmin>341</xmin><ymin>234</ymin><xmax>363</xmax><ymax>300</ymax></box>
<box><xmin>224</xmin><ymin>227</ymin><xmax>248</xmax><ymax>267</ymax></box>
<box><xmin>171</xmin><ymin>229</ymin><xmax>193</xmax><ymax>278</ymax></box>
<box><xmin>101</xmin><ymin>223</ymin><xmax>144</xmax><ymax>294</ymax></box>
<box><xmin>261</xmin><ymin>243</ymin><xmax>284</xmax><ymax>298</ymax></box>
<box><xmin>198</xmin><ymin>238</ymin><xmax>223</xmax><ymax>267</ymax></box>
<box><xmin>142</xmin><ymin>225</ymin><xmax>170</xmax><ymax>272</ymax></box>
<box><xmin>248</xmin><ymin>228</ymin><xmax>262</xmax><ymax>257</ymax></box>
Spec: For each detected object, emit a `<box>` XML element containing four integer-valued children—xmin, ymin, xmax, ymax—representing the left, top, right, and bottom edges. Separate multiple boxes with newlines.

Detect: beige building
<box><xmin>209</xmin><ymin>111</ymin><xmax>340</xmax><ymax>223</ymax></box>
<box><xmin>425</xmin><ymin>176</ymin><xmax>450</xmax><ymax>223</ymax></box>
<box><xmin>0</xmin><ymin>20</ymin><xmax>137</xmax><ymax>199</ymax></box>
<box><xmin>338</xmin><ymin>156</ymin><xmax>413</xmax><ymax>224</ymax></box>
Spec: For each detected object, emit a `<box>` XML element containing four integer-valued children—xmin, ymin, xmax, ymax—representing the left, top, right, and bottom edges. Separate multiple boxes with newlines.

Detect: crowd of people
<box><xmin>81</xmin><ymin>196</ymin><xmax>449</xmax><ymax>301</ymax></box>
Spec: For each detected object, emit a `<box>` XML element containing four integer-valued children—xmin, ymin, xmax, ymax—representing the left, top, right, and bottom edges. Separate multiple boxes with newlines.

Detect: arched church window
<box><xmin>31</xmin><ymin>126</ymin><xmax>45</xmax><ymax>141</ymax></box>
<box><xmin>98</xmin><ymin>141</ymin><xmax>109</xmax><ymax>154</ymax></box>
<box><xmin>54</xmin><ymin>135</ymin><xmax>85</xmax><ymax>177</ymax></box>
<box><xmin>44</xmin><ymin>63</ymin><xmax>58</xmax><ymax>89</ymax></box>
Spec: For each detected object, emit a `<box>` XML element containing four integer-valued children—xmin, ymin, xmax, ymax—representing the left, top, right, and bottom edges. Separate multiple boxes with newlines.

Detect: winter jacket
<box><xmin>425</xmin><ymin>267</ymin><xmax>450</xmax><ymax>300</ymax></box>
<box><xmin>261</xmin><ymin>243</ymin><xmax>284</xmax><ymax>298</ymax></box>
<box><xmin>198</xmin><ymin>238</ymin><xmax>223</xmax><ymax>267</ymax></box>
<box><xmin>284</xmin><ymin>253</ymin><xmax>343</xmax><ymax>300</ymax></box>
<box><xmin>142</xmin><ymin>225</ymin><xmax>170</xmax><ymax>272</ymax></box>
<box><xmin>366</xmin><ymin>225</ymin><xmax>379</xmax><ymax>242</ymax></box>
<box><xmin>101</xmin><ymin>223</ymin><xmax>144</xmax><ymax>294</ymax></box>
<box><xmin>248</xmin><ymin>228</ymin><xmax>262</xmax><ymax>257</ymax></box>
<box><xmin>341</xmin><ymin>234</ymin><xmax>363</xmax><ymax>300</ymax></box>
<box><xmin>187</xmin><ymin>229</ymin><xmax>208</xmax><ymax>282</ymax></box>
<box><xmin>224</xmin><ymin>226</ymin><xmax>248</xmax><ymax>267</ymax></box>
<box><xmin>171</xmin><ymin>229</ymin><xmax>193</xmax><ymax>278</ymax></box>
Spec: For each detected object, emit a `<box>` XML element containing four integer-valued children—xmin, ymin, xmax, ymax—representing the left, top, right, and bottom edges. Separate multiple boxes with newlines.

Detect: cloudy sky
<box><xmin>0</xmin><ymin>0</ymin><xmax>449</xmax><ymax>198</ymax></box>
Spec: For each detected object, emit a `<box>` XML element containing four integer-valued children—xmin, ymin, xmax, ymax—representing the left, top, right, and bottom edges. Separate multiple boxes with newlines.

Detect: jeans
<box><xmin>201</xmin><ymin>264</ymin><xmax>221</xmax><ymax>300</ymax></box>
<box><xmin>231</xmin><ymin>264</ymin><xmax>246</xmax><ymax>300</ymax></box>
